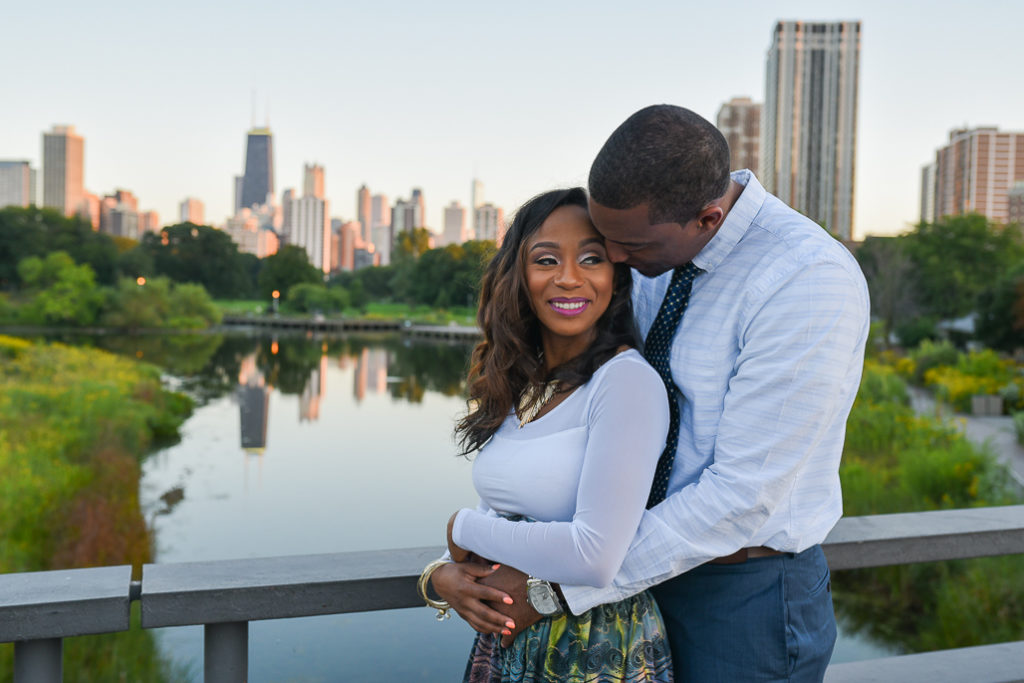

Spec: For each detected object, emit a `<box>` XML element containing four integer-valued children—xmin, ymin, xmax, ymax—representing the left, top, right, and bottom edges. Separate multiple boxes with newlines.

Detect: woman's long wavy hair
<box><xmin>455</xmin><ymin>187</ymin><xmax>637</xmax><ymax>455</ymax></box>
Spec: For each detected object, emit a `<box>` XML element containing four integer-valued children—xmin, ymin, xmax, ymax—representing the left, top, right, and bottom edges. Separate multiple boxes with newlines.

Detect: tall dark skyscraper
<box><xmin>240</xmin><ymin>127</ymin><xmax>274</xmax><ymax>210</ymax></box>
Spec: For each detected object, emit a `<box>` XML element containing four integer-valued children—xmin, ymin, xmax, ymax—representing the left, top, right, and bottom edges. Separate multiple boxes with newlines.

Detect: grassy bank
<box><xmin>0</xmin><ymin>335</ymin><xmax>193</xmax><ymax>681</ymax></box>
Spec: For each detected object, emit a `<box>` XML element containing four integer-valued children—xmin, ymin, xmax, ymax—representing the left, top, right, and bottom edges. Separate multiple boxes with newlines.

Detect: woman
<box><xmin>422</xmin><ymin>187</ymin><xmax>674</xmax><ymax>682</ymax></box>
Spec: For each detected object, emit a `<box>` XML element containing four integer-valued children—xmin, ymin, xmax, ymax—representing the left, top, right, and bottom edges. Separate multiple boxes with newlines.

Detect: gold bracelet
<box><xmin>417</xmin><ymin>559</ymin><xmax>453</xmax><ymax>620</ymax></box>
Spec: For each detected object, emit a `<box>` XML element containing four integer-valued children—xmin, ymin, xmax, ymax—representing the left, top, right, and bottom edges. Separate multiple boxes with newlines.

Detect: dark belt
<box><xmin>709</xmin><ymin>546</ymin><xmax>785</xmax><ymax>565</ymax></box>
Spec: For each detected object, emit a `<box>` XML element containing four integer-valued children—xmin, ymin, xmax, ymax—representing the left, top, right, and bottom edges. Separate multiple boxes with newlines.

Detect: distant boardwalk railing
<box><xmin>2</xmin><ymin>506</ymin><xmax>1023</xmax><ymax>682</ymax></box>
<box><xmin>220</xmin><ymin>314</ymin><xmax>481</xmax><ymax>340</ymax></box>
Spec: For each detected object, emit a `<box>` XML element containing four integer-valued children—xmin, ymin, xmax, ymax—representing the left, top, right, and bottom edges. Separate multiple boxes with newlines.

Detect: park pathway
<box><xmin>909</xmin><ymin>387</ymin><xmax>1024</xmax><ymax>487</ymax></box>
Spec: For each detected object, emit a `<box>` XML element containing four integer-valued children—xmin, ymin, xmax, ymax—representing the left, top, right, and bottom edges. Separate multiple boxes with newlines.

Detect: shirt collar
<box><xmin>692</xmin><ymin>169</ymin><xmax>765</xmax><ymax>273</ymax></box>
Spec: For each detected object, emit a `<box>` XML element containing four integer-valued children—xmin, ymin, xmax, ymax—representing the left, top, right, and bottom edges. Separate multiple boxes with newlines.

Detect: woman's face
<box><xmin>523</xmin><ymin>204</ymin><xmax>615</xmax><ymax>359</ymax></box>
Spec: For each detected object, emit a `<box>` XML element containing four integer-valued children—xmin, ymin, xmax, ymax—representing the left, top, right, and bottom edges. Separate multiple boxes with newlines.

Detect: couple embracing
<box><xmin>419</xmin><ymin>104</ymin><xmax>870</xmax><ymax>682</ymax></box>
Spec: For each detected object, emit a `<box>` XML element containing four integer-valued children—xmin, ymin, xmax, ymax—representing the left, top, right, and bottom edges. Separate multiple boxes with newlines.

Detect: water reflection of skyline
<box><xmin>235</xmin><ymin>343</ymin><xmax>430</xmax><ymax>452</ymax></box>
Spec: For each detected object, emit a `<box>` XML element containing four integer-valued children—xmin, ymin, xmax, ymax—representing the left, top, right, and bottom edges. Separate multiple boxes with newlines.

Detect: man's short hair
<box><xmin>589</xmin><ymin>104</ymin><xmax>731</xmax><ymax>225</ymax></box>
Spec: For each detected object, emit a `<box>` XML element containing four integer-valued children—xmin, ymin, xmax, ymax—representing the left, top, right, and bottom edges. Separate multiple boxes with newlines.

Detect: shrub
<box><xmin>1014</xmin><ymin>412</ymin><xmax>1024</xmax><ymax>446</ymax></box>
<box><xmin>908</xmin><ymin>339</ymin><xmax>959</xmax><ymax>383</ymax></box>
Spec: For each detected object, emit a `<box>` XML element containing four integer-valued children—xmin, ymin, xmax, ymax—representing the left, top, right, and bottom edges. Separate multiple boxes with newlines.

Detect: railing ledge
<box><xmin>825</xmin><ymin>640</ymin><xmax>1024</xmax><ymax>682</ymax></box>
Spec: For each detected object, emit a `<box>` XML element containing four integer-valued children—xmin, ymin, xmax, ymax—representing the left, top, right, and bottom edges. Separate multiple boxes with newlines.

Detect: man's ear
<box><xmin>695</xmin><ymin>204</ymin><xmax>724</xmax><ymax>231</ymax></box>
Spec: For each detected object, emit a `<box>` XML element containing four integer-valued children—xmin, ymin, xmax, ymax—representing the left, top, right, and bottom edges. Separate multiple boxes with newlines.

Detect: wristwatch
<box><xmin>526</xmin><ymin>576</ymin><xmax>564</xmax><ymax>616</ymax></box>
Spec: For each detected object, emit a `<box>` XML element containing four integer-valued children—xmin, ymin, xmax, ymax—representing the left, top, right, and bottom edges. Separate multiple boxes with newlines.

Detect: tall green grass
<box><xmin>0</xmin><ymin>335</ymin><xmax>193</xmax><ymax>681</ymax></box>
<box><xmin>835</xmin><ymin>359</ymin><xmax>1024</xmax><ymax>653</ymax></box>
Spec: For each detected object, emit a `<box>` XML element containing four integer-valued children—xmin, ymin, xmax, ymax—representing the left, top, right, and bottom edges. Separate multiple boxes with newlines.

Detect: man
<box><xmin>434</xmin><ymin>104</ymin><xmax>869</xmax><ymax>681</ymax></box>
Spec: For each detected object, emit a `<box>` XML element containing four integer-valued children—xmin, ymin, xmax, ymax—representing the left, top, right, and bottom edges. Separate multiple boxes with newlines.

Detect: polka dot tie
<box><xmin>642</xmin><ymin>262</ymin><xmax>702</xmax><ymax>508</ymax></box>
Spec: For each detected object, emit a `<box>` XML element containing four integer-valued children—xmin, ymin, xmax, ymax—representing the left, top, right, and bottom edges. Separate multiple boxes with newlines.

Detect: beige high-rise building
<box><xmin>303</xmin><ymin>164</ymin><xmax>325</xmax><ymax>199</ymax></box>
<box><xmin>0</xmin><ymin>161</ymin><xmax>35</xmax><ymax>209</ymax></box>
<box><xmin>42</xmin><ymin>125</ymin><xmax>85</xmax><ymax>217</ymax></box>
<box><xmin>287</xmin><ymin>195</ymin><xmax>331</xmax><ymax>273</ymax></box>
<box><xmin>474</xmin><ymin>203</ymin><xmax>505</xmax><ymax>244</ymax></box>
<box><xmin>927</xmin><ymin>127</ymin><xmax>1024</xmax><ymax>224</ymax></box>
<box><xmin>139</xmin><ymin>211</ymin><xmax>160</xmax><ymax>235</ymax></box>
<box><xmin>442</xmin><ymin>201</ymin><xmax>468</xmax><ymax>245</ymax></box>
<box><xmin>716</xmin><ymin>97</ymin><xmax>762</xmax><ymax>173</ymax></box>
<box><xmin>762</xmin><ymin>21</ymin><xmax>860</xmax><ymax>239</ymax></box>
<box><xmin>179</xmin><ymin>197</ymin><xmax>205</xmax><ymax>225</ymax></box>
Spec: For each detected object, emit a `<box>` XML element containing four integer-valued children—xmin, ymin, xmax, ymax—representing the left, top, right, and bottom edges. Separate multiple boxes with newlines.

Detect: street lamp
<box><xmin>136</xmin><ymin>277</ymin><xmax>146</xmax><ymax>286</ymax></box>
<box><xmin>271</xmin><ymin>290</ymin><xmax>280</xmax><ymax>314</ymax></box>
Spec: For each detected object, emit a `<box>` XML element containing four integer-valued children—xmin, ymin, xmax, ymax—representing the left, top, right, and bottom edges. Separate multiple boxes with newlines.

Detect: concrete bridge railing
<box><xmin>3</xmin><ymin>505</ymin><xmax>1024</xmax><ymax>683</ymax></box>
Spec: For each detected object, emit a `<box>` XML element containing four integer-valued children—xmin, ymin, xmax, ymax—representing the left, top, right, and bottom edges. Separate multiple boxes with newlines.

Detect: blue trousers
<box><xmin>650</xmin><ymin>545</ymin><xmax>835</xmax><ymax>682</ymax></box>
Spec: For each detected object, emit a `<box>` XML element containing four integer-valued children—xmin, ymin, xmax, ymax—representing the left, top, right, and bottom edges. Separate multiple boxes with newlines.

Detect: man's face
<box><xmin>587</xmin><ymin>199</ymin><xmax>707</xmax><ymax>277</ymax></box>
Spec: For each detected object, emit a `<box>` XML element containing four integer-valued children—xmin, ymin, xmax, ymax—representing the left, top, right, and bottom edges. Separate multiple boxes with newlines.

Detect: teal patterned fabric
<box><xmin>463</xmin><ymin>590</ymin><xmax>673</xmax><ymax>682</ymax></box>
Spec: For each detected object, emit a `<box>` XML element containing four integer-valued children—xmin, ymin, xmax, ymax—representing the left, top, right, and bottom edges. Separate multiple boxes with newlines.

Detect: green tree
<box><xmin>856</xmin><ymin>236</ymin><xmax>917</xmax><ymax>346</ymax></box>
<box><xmin>285</xmin><ymin>282</ymin><xmax>348</xmax><ymax>313</ymax></box>
<box><xmin>904</xmin><ymin>215</ymin><xmax>1024</xmax><ymax>319</ymax></box>
<box><xmin>141</xmin><ymin>223</ymin><xmax>254</xmax><ymax>298</ymax></box>
<box><xmin>975</xmin><ymin>263</ymin><xmax>1024</xmax><ymax>352</ymax></box>
<box><xmin>16</xmin><ymin>251</ymin><xmax>104</xmax><ymax>326</ymax></box>
<box><xmin>257</xmin><ymin>245</ymin><xmax>322</xmax><ymax>300</ymax></box>
<box><xmin>0</xmin><ymin>206</ymin><xmax>119</xmax><ymax>287</ymax></box>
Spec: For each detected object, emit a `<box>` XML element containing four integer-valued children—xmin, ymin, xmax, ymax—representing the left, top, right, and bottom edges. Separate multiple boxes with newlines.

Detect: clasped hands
<box><xmin>429</xmin><ymin>512</ymin><xmax>543</xmax><ymax>647</ymax></box>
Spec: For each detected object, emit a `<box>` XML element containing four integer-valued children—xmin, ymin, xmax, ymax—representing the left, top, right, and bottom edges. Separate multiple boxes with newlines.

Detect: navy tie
<box><xmin>643</xmin><ymin>262</ymin><xmax>702</xmax><ymax>508</ymax></box>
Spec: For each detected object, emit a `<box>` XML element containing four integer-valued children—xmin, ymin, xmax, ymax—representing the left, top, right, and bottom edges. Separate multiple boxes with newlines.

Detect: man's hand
<box><xmin>478</xmin><ymin>565</ymin><xmax>543</xmax><ymax>647</ymax></box>
<box><xmin>430</xmin><ymin>560</ymin><xmax>516</xmax><ymax>635</ymax></box>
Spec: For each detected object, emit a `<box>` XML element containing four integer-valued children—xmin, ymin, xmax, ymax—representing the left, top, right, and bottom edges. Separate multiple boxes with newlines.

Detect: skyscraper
<box><xmin>240</xmin><ymin>128</ymin><xmax>274</xmax><ymax>210</ymax></box>
<box><xmin>716</xmin><ymin>97</ymin><xmax>762</xmax><ymax>173</ymax></box>
<box><xmin>442</xmin><ymin>201</ymin><xmax>467</xmax><ymax>245</ymax></box>
<box><xmin>42</xmin><ymin>125</ymin><xmax>85</xmax><ymax>217</ymax></box>
<box><xmin>471</xmin><ymin>178</ymin><xmax>484</xmax><ymax>236</ymax></box>
<box><xmin>370</xmin><ymin>193</ymin><xmax>391</xmax><ymax>264</ymax></box>
<box><xmin>0</xmin><ymin>161</ymin><xmax>34</xmax><ymax>209</ymax></box>
<box><xmin>288</xmin><ymin>195</ymin><xmax>331</xmax><ymax>273</ymax></box>
<box><xmin>474</xmin><ymin>203</ymin><xmax>505</xmax><ymax>243</ymax></box>
<box><xmin>357</xmin><ymin>184</ymin><xmax>372</xmax><ymax>243</ymax></box>
<box><xmin>179</xmin><ymin>197</ymin><xmax>205</xmax><ymax>225</ymax></box>
<box><xmin>762</xmin><ymin>21</ymin><xmax>860</xmax><ymax>239</ymax></box>
<box><xmin>926</xmin><ymin>127</ymin><xmax>1024</xmax><ymax>224</ymax></box>
<box><xmin>303</xmin><ymin>164</ymin><xmax>325</xmax><ymax>199</ymax></box>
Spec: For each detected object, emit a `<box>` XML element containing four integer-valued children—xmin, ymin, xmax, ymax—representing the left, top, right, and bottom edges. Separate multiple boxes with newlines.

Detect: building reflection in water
<box><xmin>299</xmin><ymin>355</ymin><xmax>328</xmax><ymax>421</ymax></box>
<box><xmin>237</xmin><ymin>352</ymin><xmax>270</xmax><ymax>453</ymax></box>
<box><xmin>353</xmin><ymin>347</ymin><xmax>389</xmax><ymax>402</ymax></box>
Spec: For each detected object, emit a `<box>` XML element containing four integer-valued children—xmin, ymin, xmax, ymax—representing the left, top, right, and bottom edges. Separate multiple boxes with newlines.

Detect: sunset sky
<box><xmin>3</xmin><ymin>0</ymin><xmax>1023</xmax><ymax>239</ymax></box>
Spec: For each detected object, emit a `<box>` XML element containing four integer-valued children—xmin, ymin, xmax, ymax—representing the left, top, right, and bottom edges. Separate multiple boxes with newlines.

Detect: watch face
<box><xmin>527</xmin><ymin>581</ymin><xmax>561</xmax><ymax>615</ymax></box>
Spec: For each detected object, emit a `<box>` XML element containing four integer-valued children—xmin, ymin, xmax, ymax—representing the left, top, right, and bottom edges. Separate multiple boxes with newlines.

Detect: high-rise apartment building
<box><xmin>474</xmin><ymin>203</ymin><xmax>505</xmax><ymax>243</ymax></box>
<box><xmin>303</xmin><ymin>164</ymin><xmax>325</xmax><ymax>199</ymax></box>
<box><xmin>239</xmin><ymin>128</ymin><xmax>274</xmax><ymax>210</ymax></box>
<box><xmin>0</xmin><ymin>161</ymin><xmax>34</xmax><ymax>209</ymax></box>
<box><xmin>392</xmin><ymin>190</ymin><xmax>424</xmax><ymax>235</ymax></box>
<box><xmin>925</xmin><ymin>127</ymin><xmax>1024</xmax><ymax>224</ymax></box>
<box><xmin>370</xmin><ymin>193</ymin><xmax>391</xmax><ymax>265</ymax></box>
<box><xmin>42</xmin><ymin>125</ymin><xmax>85</xmax><ymax>217</ymax></box>
<box><xmin>287</xmin><ymin>195</ymin><xmax>331</xmax><ymax>273</ymax></box>
<box><xmin>411</xmin><ymin>188</ymin><xmax>426</xmax><ymax>228</ymax></box>
<box><xmin>357</xmin><ymin>185</ymin><xmax>372</xmax><ymax>243</ymax></box>
<box><xmin>179</xmin><ymin>197</ymin><xmax>205</xmax><ymax>225</ymax></box>
<box><xmin>226</xmin><ymin>209</ymin><xmax>279</xmax><ymax>258</ymax></box>
<box><xmin>442</xmin><ymin>201</ymin><xmax>468</xmax><ymax>245</ymax></box>
<box><xmin>920</xmin><ymin>163</ymin><xmax>936</xmax><ymax>225</ymax></box>
<box><xmin>716</xmin><ymin>97</ymin><xmax>762</xmax><ymax>173</ymax></box>
<box><xmin>762</xmin><ymin>21</ymin><xmax>860</xmax><ymax>239</ymax></box>
<box><xmin>139</xmin><ymin>211</ymin><xmax>160</xmax><ymax>235</ymax></box>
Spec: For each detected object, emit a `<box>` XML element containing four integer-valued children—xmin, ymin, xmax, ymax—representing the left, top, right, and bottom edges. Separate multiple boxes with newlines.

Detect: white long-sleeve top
<box><xmin>560</xmin><ymin>171</ymin><xmax>870</xmax><ymax>614</ymax></box>
<box><xmin>451</xmin><ymin>350</ymin><xmax>670</xmax><ymax>588</ymax></box>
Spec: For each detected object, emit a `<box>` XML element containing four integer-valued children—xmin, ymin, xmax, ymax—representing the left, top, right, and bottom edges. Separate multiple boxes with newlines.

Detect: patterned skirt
<box><xmin>462</xmin><ymin>589</ymin><xmax>673</xmax><ymax>683</ymax></box>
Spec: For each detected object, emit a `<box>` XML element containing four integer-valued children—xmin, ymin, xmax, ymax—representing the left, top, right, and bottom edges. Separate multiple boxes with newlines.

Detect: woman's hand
<box><xmin>430</xmin><ymin>561</ymin><xmax>517</xmax><ymax>636</ymax></box>
<box><xmin>447</xmin><ymin>512</ymin><xmax>470</xmax><ymax>562</ymax></box>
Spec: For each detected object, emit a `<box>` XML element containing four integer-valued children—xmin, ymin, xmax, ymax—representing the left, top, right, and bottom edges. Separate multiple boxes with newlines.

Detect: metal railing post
<box><xmin>14</xmin><ymin>638</ymin><xmax>62</xmax><ymax>683</ymax></box>
<box><xmin>204</xmin><ymin>621</ymin><xmax>248</xmax><ymax>683</ymax></box>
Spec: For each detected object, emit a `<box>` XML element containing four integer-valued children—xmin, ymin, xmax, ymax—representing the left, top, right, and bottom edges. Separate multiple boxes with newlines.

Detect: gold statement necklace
<box><xmin>518</xmin><ymin>381</ymin><xmax>559</xmax><ymax>428</ymax></box>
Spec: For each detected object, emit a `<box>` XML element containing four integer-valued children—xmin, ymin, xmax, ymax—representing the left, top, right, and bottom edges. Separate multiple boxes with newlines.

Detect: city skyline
<box><xmin>4</xmin><ymin>1</ymin><xmax>1024</xmax><ymax>239</ymax></box>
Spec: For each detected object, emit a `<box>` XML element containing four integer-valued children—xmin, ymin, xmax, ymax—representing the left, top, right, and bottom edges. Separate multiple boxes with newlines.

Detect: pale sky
<box><xmin>3</xmin><ymin>0</ymin><xmax>1023</xmax><ymax>240</ymax></box>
